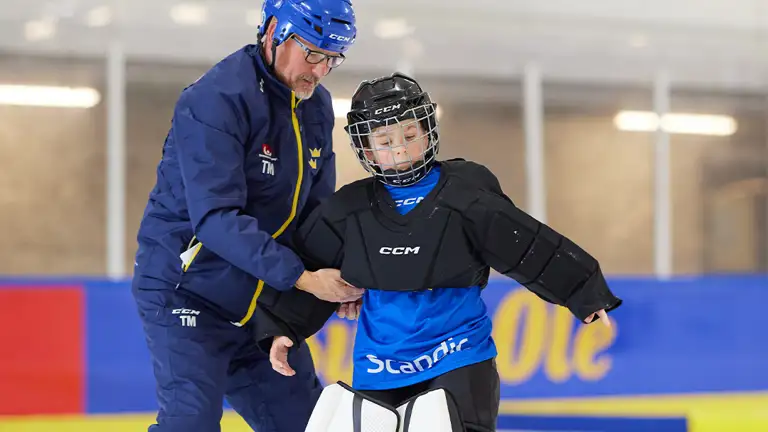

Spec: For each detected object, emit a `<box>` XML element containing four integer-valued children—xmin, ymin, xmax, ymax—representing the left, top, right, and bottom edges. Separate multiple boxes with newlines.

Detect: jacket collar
<box><xmin>247</xmin><ymin>44</ymin><xmax>297</xmax><ymax>106</ymax></box>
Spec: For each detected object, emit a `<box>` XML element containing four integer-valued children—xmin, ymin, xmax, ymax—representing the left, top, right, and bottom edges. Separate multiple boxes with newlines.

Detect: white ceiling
<box><xmin>1</xmin><ymin>0</ymin><xmax>767</xmax><ymax>91</ymax></box>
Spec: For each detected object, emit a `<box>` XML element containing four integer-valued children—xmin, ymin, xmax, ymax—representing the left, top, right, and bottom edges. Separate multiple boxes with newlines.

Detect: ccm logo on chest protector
<box><xmin>395</xmin><ymin>197</ymin><xmax>424</xmax><ymax>207</ymax></box>
<box><xmin>379</xmin><ymin>246</ymin><xmax>420</xmax><ymax>255</ymax></box>
<box><xmin>374</xmin><ymin>103</ymin><xmax>401</xmax><ymax>115</ymax></box>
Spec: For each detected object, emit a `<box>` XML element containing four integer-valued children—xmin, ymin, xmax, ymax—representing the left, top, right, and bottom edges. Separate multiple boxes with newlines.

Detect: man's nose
<box><xmin>312</xmin><ymin>61</ymin><xmax>330</xmax><ymax>77</ymax></box>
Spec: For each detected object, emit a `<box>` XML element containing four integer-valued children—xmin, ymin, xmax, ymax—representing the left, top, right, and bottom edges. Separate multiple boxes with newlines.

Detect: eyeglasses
<box><xmin>292</xmin><ymin>37</ymin><xmax>346</xmax><ymax>69</ymax></box>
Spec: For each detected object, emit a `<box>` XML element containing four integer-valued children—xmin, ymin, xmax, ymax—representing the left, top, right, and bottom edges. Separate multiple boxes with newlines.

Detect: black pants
<box><xmin>359</xmin><ymin>359</ymin><xmax>500</xmax><ymax>432</ymax></box>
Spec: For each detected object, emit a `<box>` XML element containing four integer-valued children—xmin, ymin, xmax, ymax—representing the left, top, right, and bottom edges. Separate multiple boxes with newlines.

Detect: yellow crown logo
<box><xmin>308</xmin><ymin>159</ymin><xmax>317</xmax><ymax>170</ymax></box>
<box><xmin>310</xmin><ymin>148</ymin><xmax>322</xmax><ymax>158</ymax></box>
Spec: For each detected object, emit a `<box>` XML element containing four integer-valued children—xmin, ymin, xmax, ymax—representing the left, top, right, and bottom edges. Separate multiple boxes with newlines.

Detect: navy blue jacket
<box><xmin>133</xmin><ymin>44</ymin><xmax>337</xmax><ymax>324</ymax></box>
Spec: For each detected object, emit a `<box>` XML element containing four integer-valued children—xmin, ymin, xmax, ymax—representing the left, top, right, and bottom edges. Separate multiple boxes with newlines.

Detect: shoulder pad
<box><xmin>440</xmin><ymin>159</ymin><xmax>503</xmax><ymax>195</ymax></box>
<box><xmin>323</xmin><ymin>177</ymin><xmax>374</xmax><ymax>222</ymax></box>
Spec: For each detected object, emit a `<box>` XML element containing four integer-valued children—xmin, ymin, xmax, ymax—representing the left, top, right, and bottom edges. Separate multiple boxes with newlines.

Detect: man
<box><xmin>254</xmin><ymin>72</ymin><xmax>622</xmax><ymax>432</ymax></box>
<box><xmin>131</xmin><ymin>1</ymin><xmax>362</xmax><ymax>431</ymax></box>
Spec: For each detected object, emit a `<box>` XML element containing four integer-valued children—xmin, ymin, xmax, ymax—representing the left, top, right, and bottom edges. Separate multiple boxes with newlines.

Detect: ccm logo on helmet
<box><xmin>379</xmin><ymin>246</ymin><xmax>420</xmax><ymax>255</ymax></box>
<box><xmin>374</xmin><ymin>103</ymin><xmax>401</xmax><ymax>115</ymax></box>
<box><xmin>329</xmin><ymin>34</ymin><xmax>352</xmax><ymax>42</ymax></box>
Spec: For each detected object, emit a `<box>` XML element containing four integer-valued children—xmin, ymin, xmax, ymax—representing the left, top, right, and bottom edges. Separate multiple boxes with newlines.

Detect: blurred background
<box><xmin>0</xmin><ymin>0</ymin><xmax>767</xmax><ymax>431</ymax></box>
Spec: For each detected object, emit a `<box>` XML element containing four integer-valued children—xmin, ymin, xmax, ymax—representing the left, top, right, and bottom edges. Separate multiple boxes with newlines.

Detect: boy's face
<box><xmin>365</xmin><ymin>119</ymin><xmax>429</xmax><ymax>173</ymax></box>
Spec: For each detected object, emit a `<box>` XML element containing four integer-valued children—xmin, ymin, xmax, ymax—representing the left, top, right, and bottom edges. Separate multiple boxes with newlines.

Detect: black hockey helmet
<box><xmin>344</xmin><ymin>72</ymin><xmax>440</xmax><ymax>187</ymax></box>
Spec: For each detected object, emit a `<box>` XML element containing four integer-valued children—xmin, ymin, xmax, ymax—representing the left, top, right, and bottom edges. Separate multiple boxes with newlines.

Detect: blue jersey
<box><xmin>352</xmin><ymin>166</ymin><xmax>497</xmax><ymax>390</ymax></box>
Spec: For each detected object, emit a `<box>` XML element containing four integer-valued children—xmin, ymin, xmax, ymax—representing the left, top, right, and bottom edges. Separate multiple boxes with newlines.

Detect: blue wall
<box><xmin>1</xmin><ymin>275</ymin><xmax>766</xmax><ymax>432</ymax></box>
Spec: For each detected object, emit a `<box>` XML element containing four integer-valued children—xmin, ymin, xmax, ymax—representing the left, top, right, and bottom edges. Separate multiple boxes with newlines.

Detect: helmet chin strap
<box><xmin>270</xmin><ymin>39</ymin><xmax>279</xmax><ymax>72</ymax></box>
<box><xmin>380</xmin><ymin>160</ymin><xmax>429</xmax><ymax>186</ymax></box>
<box><xmin>262</xmin><ymin>37</ymin><xmax>301</xmax><ymax>98</ymax></box>
<box><xmin>257</xmin><ymin>35</ymin><xmax>280</xmax><ymax>75</ymax></box>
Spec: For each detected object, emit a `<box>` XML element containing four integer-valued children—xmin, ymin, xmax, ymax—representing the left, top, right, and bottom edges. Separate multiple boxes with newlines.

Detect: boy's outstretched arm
<box><xmin>461</xmin><ymin>164</ymin><xmax>622</xmax><ymax>323</ymax></box>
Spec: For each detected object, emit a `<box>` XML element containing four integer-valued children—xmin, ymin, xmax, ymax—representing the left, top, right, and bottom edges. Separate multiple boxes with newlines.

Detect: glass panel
<box><xmin>0</xmin><ymin>55</ymin><xmax>106</xmax><ymax>275</ymax></box>
<box><xmin>544</xmin><ymin>83</ymin><xmax>655</xmax><ymax>275</ymax></box>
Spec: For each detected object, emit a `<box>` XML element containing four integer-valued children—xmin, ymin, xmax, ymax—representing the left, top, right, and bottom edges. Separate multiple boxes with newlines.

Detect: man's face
<box><xmin>265</xmin><ymin>21</ymin><xmax>342</xmax><ymax>99</ymax></box>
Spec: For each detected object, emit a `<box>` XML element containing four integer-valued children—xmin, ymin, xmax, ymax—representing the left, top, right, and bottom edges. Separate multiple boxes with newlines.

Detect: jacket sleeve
<box><xmin>465</xmin><ymin>165</ymin><xmax>622</xmax><ymax>322</ymax></box>
<box><xmin>253</xmin><ymin>201</ymin><xmax>346</xmax><ymax>349</ymax></box>
<box><xmin>174</xmin><ymin>86</ymin><xmax>304</xmax><ymax>291</ymax></box>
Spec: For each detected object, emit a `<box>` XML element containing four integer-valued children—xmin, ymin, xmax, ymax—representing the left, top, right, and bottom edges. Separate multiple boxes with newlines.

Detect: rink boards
<box><xmin>0</xmin><ymin>275</ymin><xmax>767</xmax><ymax>432</ymax></box>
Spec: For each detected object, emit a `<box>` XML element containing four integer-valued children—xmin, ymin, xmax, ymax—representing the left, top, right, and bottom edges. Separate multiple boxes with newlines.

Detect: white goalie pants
<box><xmin>304</xmin><ymin>381</ymin><xmax>466</xmax><ymax>432</ymax></box>
<box><xmin>304</xmin><ymin>358</ymin><xmax>500</xmax><ymax>432</ymax></box>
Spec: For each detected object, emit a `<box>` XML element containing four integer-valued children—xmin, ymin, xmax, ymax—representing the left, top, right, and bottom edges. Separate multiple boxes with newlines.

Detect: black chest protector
<box><xmin>328</xmin><ymin>168</ymin><xmax>490</xmax><ymax>292</ymax></box>
<box><xmin>254</xmin><ymin>159</ymin><xmax>622</xmax><ymax>346</ymax></box>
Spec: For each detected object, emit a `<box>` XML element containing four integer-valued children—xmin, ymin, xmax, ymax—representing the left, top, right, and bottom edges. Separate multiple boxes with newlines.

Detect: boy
<box><xmin>255</xmin><ymin>72</ymin><xmax>622</xmax><ymax>432</ymax></box>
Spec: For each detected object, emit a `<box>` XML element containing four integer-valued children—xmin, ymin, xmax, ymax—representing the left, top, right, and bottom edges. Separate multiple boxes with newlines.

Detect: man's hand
<box><xmin>584</xmin><ymin>309</ymin><xmax>611</xmax><ymax>327</ymax></box>
<box><xmin>296</xmin><ymin>269</ymin><xmax>363</xmax><ymax>303</ymax></box>
<box><xmin>270</xmin><ymin>336</ymin><xmax>295</xmax><ymax>377</ymax></box>
<box><xmin>336</xmin><ymin>298</ymin><xmax>362</xmax><ymax>320</ymax></box>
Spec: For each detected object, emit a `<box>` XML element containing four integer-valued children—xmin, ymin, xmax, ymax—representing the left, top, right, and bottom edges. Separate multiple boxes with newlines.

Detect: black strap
<box><xmin>402</xmin><ymin>401</ymin><xmax>415</xmax><ymax>432</ymax></box>
<box><xmin>352</xmin><ymin>393</ymin><xmax>363</xmax><ymax>432</ymax></box>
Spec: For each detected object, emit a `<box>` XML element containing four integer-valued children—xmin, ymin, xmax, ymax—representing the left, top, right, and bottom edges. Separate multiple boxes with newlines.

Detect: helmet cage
<box><xmin>345</xmin><ymin>101</ymin><xmax>439</xmax><ymax>187</ymax></box>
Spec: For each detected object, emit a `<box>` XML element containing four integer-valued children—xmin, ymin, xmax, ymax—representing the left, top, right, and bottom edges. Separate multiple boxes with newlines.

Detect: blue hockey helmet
<box><xmin>258</xmin><ymin>0</ymin><xmax>356</xmax><ymax>54</ymax></box>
